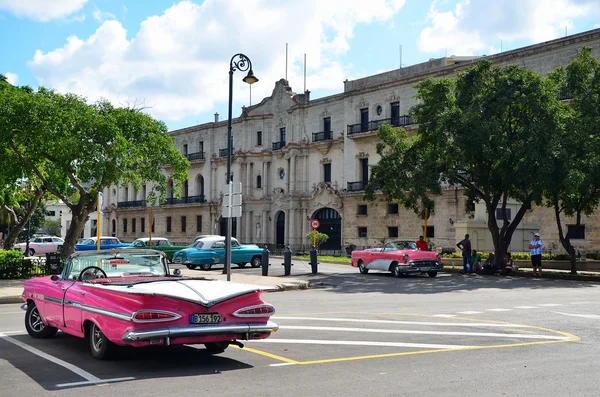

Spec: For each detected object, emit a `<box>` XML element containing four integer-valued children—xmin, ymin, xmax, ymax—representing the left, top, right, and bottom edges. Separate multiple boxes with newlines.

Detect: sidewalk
<box><xmin>0</xmin><ymin>268</ymin><xmax>310</xmax><ymax>304</ymax></box>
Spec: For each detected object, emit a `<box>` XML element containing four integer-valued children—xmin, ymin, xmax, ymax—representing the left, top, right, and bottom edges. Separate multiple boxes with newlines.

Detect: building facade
<box><xmin>103</xmin><ymin>28</ymin><xmax>600</xmax><ymax>254</ymax></box>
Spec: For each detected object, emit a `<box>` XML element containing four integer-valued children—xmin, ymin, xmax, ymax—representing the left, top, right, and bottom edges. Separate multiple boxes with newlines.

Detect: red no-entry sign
<box><xmin>310</xmin><ymin>219</ymin><xmax>320</xmax><ymax>229</ymax></box>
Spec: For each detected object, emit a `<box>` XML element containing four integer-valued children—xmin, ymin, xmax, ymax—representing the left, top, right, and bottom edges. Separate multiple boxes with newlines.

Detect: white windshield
<box><xmin>65</xmin><ymin>252</ymin><xmax>167</xmax><ymax>279</ymax></box>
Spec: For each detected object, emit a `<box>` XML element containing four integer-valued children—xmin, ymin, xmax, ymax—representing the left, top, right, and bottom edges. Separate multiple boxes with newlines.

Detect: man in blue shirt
<box><xmin>529</xmin><ymin>233</ymin><xmax>544</xmax><ymax>277</ymax></box>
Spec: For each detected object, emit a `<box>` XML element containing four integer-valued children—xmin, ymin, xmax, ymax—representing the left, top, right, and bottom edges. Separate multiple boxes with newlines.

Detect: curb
<box><xmin>443</xmin><ymin>267</ymin><xmax>600</xmax><ymax>281</ymax></box>
<box><xmin>0</xmin><ymin>296</ymin><xmax>23</xmax><ymax>305</ymax></box>
<box><xmin>275</xmin><ymin>281</ymin><xmax>311</xmax><ymax>291</ymax></box>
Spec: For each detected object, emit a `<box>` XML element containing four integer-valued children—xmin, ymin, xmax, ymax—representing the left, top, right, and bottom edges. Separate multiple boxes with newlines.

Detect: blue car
<box><xmin>75</xmin><ymin>236</ymin><xmax>132</xmax><ymax>251</ymax></box>
<box><xmin>172</xmin><ymin>236</ymin><xmax>263</xmax><ymax>270</ymax></box>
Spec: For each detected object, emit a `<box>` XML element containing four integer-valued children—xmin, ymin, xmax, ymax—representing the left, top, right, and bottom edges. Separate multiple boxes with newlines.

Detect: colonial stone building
<box><xmin>101</xmin><ymin>28</ymin><xmax>600</xmax><ymax>254</ymax></box>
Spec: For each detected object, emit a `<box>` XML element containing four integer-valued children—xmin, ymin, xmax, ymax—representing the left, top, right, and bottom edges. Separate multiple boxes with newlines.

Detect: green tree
<box><xmin>366</xmin><ymin>60</ymin><xmax>563</xmax><ymax>263</ymax></box>
<box><xmin>543</xmin><ymin>47</ymin><xmax>600</xmax><ymax>273</ymax></box>
<box><xmin>2</xmin><ymin>83</ymin><xmax>189</xmax><ymax>258</ymax></box>
<box><xmin>0</xmin><ymin>77</ymin><xmax>48</xmax><ymax>248</ymax></box>
<box><xmin>305</xmin><ymin>230</ymin><xmax>329</xmax><ymax>251</ymax></box>
<box><xmin>42</xmin><ymin>218</ymin><xmax>63</xmax><ymax>237</ymax></box>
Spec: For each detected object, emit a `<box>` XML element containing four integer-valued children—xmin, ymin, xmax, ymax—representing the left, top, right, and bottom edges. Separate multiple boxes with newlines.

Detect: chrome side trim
<box><xmin>44</xmin><ymin>296</ymin><xmax>63</xmax><ymax>305</ymax></box>
<box><xmin>122</xmin><ymin>320</ymin><xmax>279</xmax><ymax>342</ymax></box>
<box><xmin>63</xmin><ymin>300</ymin><xmax>132</xmax><ymax>322</ymax></box>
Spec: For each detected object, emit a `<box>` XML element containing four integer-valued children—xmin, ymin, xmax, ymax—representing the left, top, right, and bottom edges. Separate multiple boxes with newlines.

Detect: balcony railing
<box><xmin>118</xmin><ymin>200</ymin><xmax>147</xmax><ymax>208</ymax></box>
<box><xmin>347</xmin><ymin>115</ymin><xmax>413</xmax><ymax>136</ymax></box>
<box><xmin>272</xmin><ymin>141</ymin><xmax>286</xmax><ymax>150</ymax></box>
<box><xmin>163</xmin><ymin>195</ymin><xmax>206</xmax><ymax>205</ymax></box>
<box><xmin>312</xmin><ymin>131</ymin><xmax>333</xmax><ymax>142</ymax></box>
<box><xmin>186</xmin><ymin>152</ymin><xmax>205</xmax><ymax>161</ymax></box>
<box><xmin>219</xmin><ymin>148</ymin><xmax>233</xmax><ymax>158</ymax></box>
<box><xmin>347</xmin><ymin>181</ymin><xmax>367</xmax><ymax>192</ymax></box>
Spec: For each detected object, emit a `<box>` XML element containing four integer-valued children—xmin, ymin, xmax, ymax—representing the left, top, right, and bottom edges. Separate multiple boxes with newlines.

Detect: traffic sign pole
<box><xmin>310</xmin><ymin>219</ymin><xmax>320</xmax><ymax>248</ymax></box>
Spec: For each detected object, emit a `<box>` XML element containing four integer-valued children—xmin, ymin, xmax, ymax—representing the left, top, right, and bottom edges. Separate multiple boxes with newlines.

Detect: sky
<box><xmin>1</xmin><ymin>0</ymin><xmax>600</xmax><ymax>131</ymax></box>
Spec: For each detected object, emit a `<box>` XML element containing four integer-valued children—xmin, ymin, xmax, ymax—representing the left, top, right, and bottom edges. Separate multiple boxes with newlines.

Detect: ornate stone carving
<box><xmin>356</xmin><ymin>151</ymin><xmax>370</xmax><ymax>159</ymax></box>
<box><xmin>320</xmin><ymin>157</ymin><xmax>332</xmax><ymax>164</ymax></box>
<box><xmin>387</xmin><ymin>91</ymin><xmax>401</xmax><ymax>103</ymax></box>
<box><xmin>321</xmin><ymin>108</ymin><xmax>331</xmax><ymax>118</ymax></box>
<box><xmin>310</xmin><ymin>182</ymin><xmax>342</xmax><ymax>200</ymax></box>
<box><xmin>356</xmin><ymin>98</ymin><xmax>369</xmax><ymax>109</ymax></box>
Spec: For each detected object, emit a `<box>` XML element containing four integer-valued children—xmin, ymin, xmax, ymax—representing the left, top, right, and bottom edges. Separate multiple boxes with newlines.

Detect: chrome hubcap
<box><xmin>29</xmin><ymin>307</ymin><xmax>45</xmax><ymax>332</ymax></box>
<box><xmin>92</xmin><ymin>325</ymin><xmax>103</xmax><ymax>352</ymax></box>
<box><xmin>252</xmin><ymin>258</ymin><xmax>260</xmax><ymax>266</ymax></box>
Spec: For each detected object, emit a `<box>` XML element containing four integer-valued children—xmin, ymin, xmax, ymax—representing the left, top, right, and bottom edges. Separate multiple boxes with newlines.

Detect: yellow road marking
<box><xmin>241</xmin><ymin>312</ymin><xmax>579</xmax><ymax>366</ymax></box>
<box><xmin>232</xmin><ymin>345</ymin><xmax>299</xmax><ymax>364</ymax></box>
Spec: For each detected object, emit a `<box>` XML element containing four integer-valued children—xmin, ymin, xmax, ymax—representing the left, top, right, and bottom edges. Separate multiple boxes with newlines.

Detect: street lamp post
<box><xmin>224</xmin><ymin>53</ymin><xmax>258</xmax><ymax>281</ymax></box>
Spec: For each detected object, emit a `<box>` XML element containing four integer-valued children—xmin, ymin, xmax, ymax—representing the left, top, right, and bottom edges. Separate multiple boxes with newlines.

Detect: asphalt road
<box><xmin>1</xmin><ymin>270</ymin><xmax>599</xmax><ymax>397</ymax></box>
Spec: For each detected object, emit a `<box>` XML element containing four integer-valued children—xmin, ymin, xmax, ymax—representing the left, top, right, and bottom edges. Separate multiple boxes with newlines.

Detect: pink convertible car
<box><xmin>351</xmin><ymin>240</ymin><xmax>444</xmax><ymax>277</ymax></box>
<box><xmin>21</xmin><ymin>249</ymin><xmax>278</xmax><ymax>360</ymax></box>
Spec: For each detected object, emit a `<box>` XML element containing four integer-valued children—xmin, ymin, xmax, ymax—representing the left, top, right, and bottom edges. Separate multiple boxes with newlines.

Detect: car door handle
<box><xmin>61</xmin><ymin>286</ymin><xmax>66</xmax><ymax>290</ymax></box>
<box><xmin>79</xmin><ymin>292</ymin><xmax>86</xmax><ymax>296</ymax></box>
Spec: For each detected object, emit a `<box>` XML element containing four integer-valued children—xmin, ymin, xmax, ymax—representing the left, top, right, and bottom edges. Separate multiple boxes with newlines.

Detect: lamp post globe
<box><xmin>224</xmin><ymin>53</ymin><xmax>258</xmax><ymax>280</ymax></box>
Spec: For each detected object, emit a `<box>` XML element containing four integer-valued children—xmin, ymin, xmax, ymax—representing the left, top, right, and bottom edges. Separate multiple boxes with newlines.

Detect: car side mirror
<box><xmin>172</xmin><ymin>269</ymin><xmax>181</xmax><ymax>276</ymax></box>
<box><xmin>50</xmin><ymin>275</ymin><xmax>59</xmax><ymax>281</ymax></box>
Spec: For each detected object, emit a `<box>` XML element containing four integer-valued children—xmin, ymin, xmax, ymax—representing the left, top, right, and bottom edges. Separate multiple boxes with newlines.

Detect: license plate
<box><xmin>190</xmin><ymin>313</ymin><xmax>222</xmax><ymax>325</ymax></box>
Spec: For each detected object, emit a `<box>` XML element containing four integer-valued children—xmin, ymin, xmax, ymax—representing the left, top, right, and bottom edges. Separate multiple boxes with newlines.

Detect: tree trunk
<box><xmin>2</xmin><ymin>189</ymin><xmax>44</xmax><ymax>250</ymax></box>
<box><xmin>60</xmin><ymin>195</ymin><xmax>96</xmax><ymax>259</ymax></box>
<box><xmin>552</xmin><ymin>197</ymin><xmax>577</xmax><ymax>274</ymax></box>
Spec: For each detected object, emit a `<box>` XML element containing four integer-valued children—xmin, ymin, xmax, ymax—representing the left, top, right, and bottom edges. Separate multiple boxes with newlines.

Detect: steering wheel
<box><xmin>78</xmin><ymin>266</ymin><xmax>108</xmax><ymax>281</ymax></box>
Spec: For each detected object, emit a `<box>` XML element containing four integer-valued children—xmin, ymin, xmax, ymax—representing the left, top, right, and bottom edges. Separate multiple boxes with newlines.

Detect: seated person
<box><xmin>481</xmin><ymin>253</ymin><xmax>498</xmax><ymax>275</ymax></box>
<box><xmin>499</xmin><ymin>252</ymin><xmax>517</xmax><ymax>276</ymax></box>
<box><xmin>471</xmin><ymin>250</ymin><xmax>482</xmax><ymax>273</ymax></box>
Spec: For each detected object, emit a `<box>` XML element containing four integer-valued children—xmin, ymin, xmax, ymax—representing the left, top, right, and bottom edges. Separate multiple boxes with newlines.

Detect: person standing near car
<box><xmin>529</xmin><ymin>233</ymin><xmax>544</xmax><ymax>277</ymax></box>
<box><xmin>457</xmin><ymin>234</ymin><xmax>472</xmax><ymax>273</ymax></box>
<box><xmin>416</xmin><ymin>235</ymin><xmax>428</xmax><ymax>251</ymax></box>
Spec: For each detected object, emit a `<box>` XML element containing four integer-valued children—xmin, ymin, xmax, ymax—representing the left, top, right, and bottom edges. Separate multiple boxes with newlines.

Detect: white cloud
<box><xmin>0</xmin><ymin>0</ymin><xmax>87</xmax><ymax>22</ymax></box>
<box><xmin>92</xmin><ymin>7</ymin><xmax>115</xmax><ymax>22</ymax></box>
<box><xmin>5</xmin><ymin>72</ymin><xmax>18</xmax><ymax>85</ymax></box>
<box><xmin>418</xmin><ymin>0</ymin><xmax>600</xmax><ymax>55</ymax></box>
<box><xmin>28</xmin><ymin>0</ymin><xmax>406</xmax><ymax>122</ymax></box>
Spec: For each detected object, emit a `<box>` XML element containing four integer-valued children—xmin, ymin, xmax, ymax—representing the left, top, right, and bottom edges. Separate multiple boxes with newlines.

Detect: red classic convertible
<box><xmin>351</xmin><ymin>240</ymin><xmax>444</xmax><ymax>277</ymax></box>
<box><xmin>21</xmin><ymin>249</ymin><xmax>278</xmax><ymax>360</ymax></box>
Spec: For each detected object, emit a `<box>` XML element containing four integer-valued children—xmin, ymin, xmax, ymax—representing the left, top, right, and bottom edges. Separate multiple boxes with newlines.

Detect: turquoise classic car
<box><xmin>172</xmin><ymin>236</ymin><xmax>263</xmax><ymax>270</ymax></box>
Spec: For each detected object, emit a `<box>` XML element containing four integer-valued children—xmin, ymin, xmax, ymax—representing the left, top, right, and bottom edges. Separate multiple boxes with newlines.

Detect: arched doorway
<box><xmin>313</xmin><ymin>207</ymin><xmax>342</xmax><ymax>250</ymax></box>
<box><xmin>196</xmin><ymin>175</ymin><xmax>205</xmax><ymax>198</ymax></box>
<box><xmin>219</xmin><ymin>217</ymin><xmax>237</xmax><ymax>238</ymax></box>
<box><xmin>275</xmin><ymin>211</ymin><xmax>285</xmax><ymax>247</ymax></box>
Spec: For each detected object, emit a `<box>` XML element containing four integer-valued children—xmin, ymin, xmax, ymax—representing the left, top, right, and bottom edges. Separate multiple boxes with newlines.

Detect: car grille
<box><xmin>410</xmin><ymin>260</ymin><xmax>439</xmax><ymax>267</ymax></box>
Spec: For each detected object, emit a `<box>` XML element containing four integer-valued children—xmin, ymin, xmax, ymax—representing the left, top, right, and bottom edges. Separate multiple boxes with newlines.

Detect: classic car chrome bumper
<box><xmin>122</xmin><ymin>320</ymin><xmax>279</xmax><ymax>343</ymax></box>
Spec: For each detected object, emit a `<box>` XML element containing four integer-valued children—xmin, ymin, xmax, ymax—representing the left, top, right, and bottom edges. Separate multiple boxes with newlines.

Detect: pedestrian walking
<box><xmin>456</xmin><ymin>234</ymin><xmax>472</xmax><ymax>273</ymax></box>
<box><xmin>529</xmin><ymin>233</ymin><xmax>544</xmax><ymax>277</ymax></box>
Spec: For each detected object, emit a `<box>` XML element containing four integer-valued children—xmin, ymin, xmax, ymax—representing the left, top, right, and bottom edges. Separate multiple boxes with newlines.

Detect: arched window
<box><xmin>256</xmin><ymin>175</ymin><xmax>262</xmax><ymax>189</ymax></box>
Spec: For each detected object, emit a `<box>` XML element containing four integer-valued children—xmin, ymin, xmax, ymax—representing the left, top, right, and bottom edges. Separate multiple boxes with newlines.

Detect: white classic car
<box><xmin>16</xmin><ymin>236</ymin><xmax>64</xmax><ymax>256</ymax></box>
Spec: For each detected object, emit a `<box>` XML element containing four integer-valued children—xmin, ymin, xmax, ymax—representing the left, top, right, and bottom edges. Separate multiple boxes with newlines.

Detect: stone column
<box><xmin>246</xmin><ymin>211</ymin><xmax>252</xmax><ymax>242</ymax></box>
<box><xmin>302</xmin><ymin>208</ymin><xmax>308</xmax><ymax>249</ymax></box>
<box><xmin>262</xmin><ymin>161</ymin><xmax>268</xmax><ymax>198</ymax></box>
<box><xmin>288</xmin><ymin>208</ymin><xmax>295</xmax><ymax>247</ymax></box>
<box><xmin>262</xmin><ymin>211</ymin><xmax>268</xmax><ymax>244</ymax></box>
<box><xmin>290</xmin><ymin>155</ymin><xmax>296</xmax><ymax>193</ymax></box>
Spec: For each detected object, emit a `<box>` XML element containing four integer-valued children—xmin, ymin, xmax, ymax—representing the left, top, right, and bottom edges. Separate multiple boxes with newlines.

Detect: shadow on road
<box><xmin>0</xmin><ymin>333</ymin><xmax>252</xmax><ymax>391</ymax></box>
<box><xmin>298</xmin><ymin>271</ymin><xmax>600</xmax><ymax>295</ymax></box>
